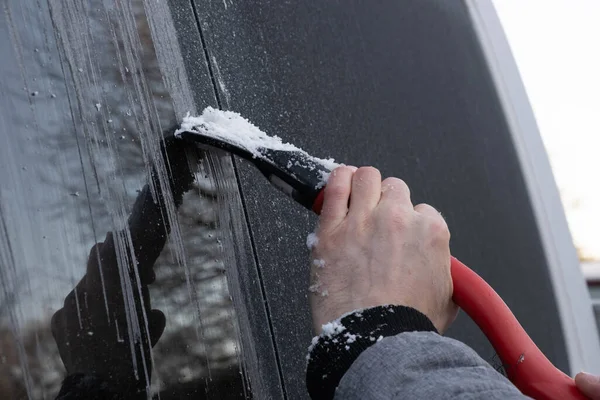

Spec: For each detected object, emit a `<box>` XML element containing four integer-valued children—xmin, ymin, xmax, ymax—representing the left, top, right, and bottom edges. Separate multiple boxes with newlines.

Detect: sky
<box><xmin>492</xmin><ymin>0</ymin><xmax>600</xmax><ymax>261</ymax></box>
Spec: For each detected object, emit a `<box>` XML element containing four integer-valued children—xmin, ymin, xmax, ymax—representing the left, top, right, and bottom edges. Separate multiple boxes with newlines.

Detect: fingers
<box><xmin>349</xmin><ymin>167</ymin><xmax>381</xmax><ymax>216</ymax></box>
<box><xmin>414</xmin><ymin>203</ymin><xmax>442</xmax><ymax>218</ymax></box>
<box><xmin>148</xmin><ymin>309</ymin><xmax>166</xmax><ymax>347</ymax></box>
<box><xmin>414</xmin><ymin>203</ymin><xmax>451</xmax><ymax>246</ymax></box>
<box><xmin>50</xmin><ymin>308</ymin><xmax>64</xmax><ymax>342</ymax></box>
<box><xmin>575</xmin><ymin>372</ymin><xmax>600</xmax><ymax>400</ymax></box>
<box><xmin>320</xmin><ymin>166</ymin><xmax>356</xmax><ymax>228</ymax></box>
<box><xmin>140</xmin><ymin>268</ymin><xmax>156</xmax><ymax>285</ymax></box>
<box><xmin>379</xmin><ymin>177</ymin><xmax>412</xmax><ymax>208</ymax></box>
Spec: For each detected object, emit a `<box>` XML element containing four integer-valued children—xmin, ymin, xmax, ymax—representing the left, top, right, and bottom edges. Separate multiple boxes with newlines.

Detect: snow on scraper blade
<box><xmin>175</xmin><ymin>107</ymin><xmax>340</xmax><ymax>209</ymax></box>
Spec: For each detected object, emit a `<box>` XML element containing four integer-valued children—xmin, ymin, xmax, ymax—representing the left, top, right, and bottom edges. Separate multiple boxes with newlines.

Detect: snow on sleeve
<box><xmin>307</xmin><ymin>320</ymin><xmax>347</xmax><ymax>357</ymax></box>
<box><xmin>321</xmin><ymin>320</ymin><xmax>346</xmax><ymax>337</ymax></box>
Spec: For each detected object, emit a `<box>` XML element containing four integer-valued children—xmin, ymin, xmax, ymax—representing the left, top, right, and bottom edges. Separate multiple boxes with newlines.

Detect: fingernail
<box><xmin>579</xmin><ymin>372</ymin><xmax>600</xmax><ymax>384</ymax></box>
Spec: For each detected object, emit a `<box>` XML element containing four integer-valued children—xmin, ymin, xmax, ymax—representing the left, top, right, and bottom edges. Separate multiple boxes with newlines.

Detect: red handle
<box><xmin>451</xmin><ymin>257</ymin><xmax>584</xmax><ymax>399</ymax></box>
<box><xmin>312</xmin><ymin>188</ymin><xmax>326</xmax><ymax>214</ymax></box>
<box><xmin>312</xmin><ymin>188</ymin><xmax>585</xmax><ymax>399</ymax></box>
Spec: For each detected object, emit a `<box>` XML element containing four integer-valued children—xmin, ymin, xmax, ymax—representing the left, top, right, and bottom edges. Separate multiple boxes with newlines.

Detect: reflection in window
<box><xmin>0</xmin><ymin>0</ymin><xmax>250</xmax><ymax>398</ymax></box>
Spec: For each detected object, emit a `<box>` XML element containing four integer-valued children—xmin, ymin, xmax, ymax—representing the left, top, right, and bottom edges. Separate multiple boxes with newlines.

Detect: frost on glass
<box><xmin>0</xmin><ymin>0</ymin><xmax>250</xmax><ymax>398</ymax></box>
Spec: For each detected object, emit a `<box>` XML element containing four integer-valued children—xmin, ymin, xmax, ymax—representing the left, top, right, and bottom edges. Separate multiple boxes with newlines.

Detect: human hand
<box><xmin>308</xmin><ymin>166</ymin><xmax>458</xmax><ymax>334</ymax></box>
<box><xmin>576</xmin><ymin>372</ymin><xmax>600</xmax><ymax>399</ymax></box>
<box><xmin>51</xmin><ymin>233</ymin><xmax>166</xmax><ymax>395</ymax></box>
<box><xmin>50</xmin><ymin>134</ymin><xmax>197</xmax><ymax>395</ymax></box>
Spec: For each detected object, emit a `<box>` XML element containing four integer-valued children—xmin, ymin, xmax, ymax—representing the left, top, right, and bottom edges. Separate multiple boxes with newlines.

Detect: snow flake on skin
<box><xmin>306</xmin><ymin>232</ymin><xmax>319</xmax><ymax>249</ymax></box>
<box><xmin>312</xmin><ymin>259</ymin><xmax>325</xmax><ymax>268</ymax></box>
<box><xmin>308</xmin><ymin>283</ymin><xmax>321</xmax><ymax>293</ymax></box>
<box><xmin>309</xmin><ymin>271</ymin><xmax>328</xmax><ymax>296</ymax></box>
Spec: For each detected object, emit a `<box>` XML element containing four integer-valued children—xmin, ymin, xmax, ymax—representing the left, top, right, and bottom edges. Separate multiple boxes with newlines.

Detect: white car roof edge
<box><xmin>465</xmin><ymin>0</ymin><xmax>600</xmax><ymax>375</ymax></box>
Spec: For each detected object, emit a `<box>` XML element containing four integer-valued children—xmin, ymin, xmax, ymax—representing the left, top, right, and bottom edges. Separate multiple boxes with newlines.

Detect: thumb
<box><xmin>575</xmin><ymin>372</ymin><xmax>600</xmax><ymax>400</ymax></box>
<box><xmin>148</xmin><ymin>309</ymin><xmax>166</xmax><ymax>347</ymax></box>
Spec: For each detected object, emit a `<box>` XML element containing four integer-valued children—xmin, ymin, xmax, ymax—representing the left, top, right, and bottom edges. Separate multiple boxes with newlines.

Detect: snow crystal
<box><xmin>308</xmin><ymin>283</ymin><xmax>321</xmax><ymax>293</ymax></box>
<box><xmin>176</xmin><ymin>107</ymin><xmax>340</xmax><ymax>177</ymax></box>
<box><xmin>306</xmin><ymin>233</ymin><xmax>319</xmax><ymax>249</ymax></box>
<box><xmin>344</xmin><ymin>333</ymin><xmax>358</xmax><ymax>344</ymax></box>
<box><xmin>312</xmin><ymin>259</ymin><xmax>326</xmax><ymax>268</ymax></box>
<box><xmin>316</xmin><ymin>171</ymin><xmax>331</xmax><ymax>189</ymax></box>
<box><xmin>320</xmin><ymin>289</ymin><xmax>329</xmax><ymax>297</ymax></box>
<box><xmin>95</xmin><ymin>103</ymin><xmax>102</xmax><ymax>111</ymax></box>
<box><xmin>311</xmin><ymin>336</ymin><xmax>319</xmax><ymax>347</ymax></box>
<box><xmin>307</xmin><ymin>334</ymin><xmax>321</xmax><ymax>357</ymax></box>
<box><xmin>336</xmin><ymin>308</ymin><xmax>366</xmax><ymax>321</ymax></box>
<box><xmin>308</xmin><ymin>310</ymin><xmax>370</xmax><ymax>360</ymax></box>
<box><xmin>321</xmin><ymin>320</ymin><xmax>346</xmax><ymax>337</ymax></box>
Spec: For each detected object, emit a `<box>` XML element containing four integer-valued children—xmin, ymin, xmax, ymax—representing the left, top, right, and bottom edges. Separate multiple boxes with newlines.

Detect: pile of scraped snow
<box><xmin>176</xmin><ymin>107</ymin><xmax>340</xmax><ymax>172</ymax></box>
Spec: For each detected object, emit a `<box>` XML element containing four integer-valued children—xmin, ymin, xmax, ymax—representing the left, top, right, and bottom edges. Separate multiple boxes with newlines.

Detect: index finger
<box><xmin>319</xmin><ymin>166</ymin><xmax>356</xmax><ymax>230</ymax></box>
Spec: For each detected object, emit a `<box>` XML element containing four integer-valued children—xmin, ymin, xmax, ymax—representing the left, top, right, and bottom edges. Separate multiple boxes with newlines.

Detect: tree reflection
<box><xmin>0</xmin><ymin>0</ymin><xmax>248</xmax><ymax>398</ymax></box>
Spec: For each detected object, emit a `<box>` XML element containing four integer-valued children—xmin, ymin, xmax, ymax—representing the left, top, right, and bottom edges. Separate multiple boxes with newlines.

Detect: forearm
<box><xmin>306</xmin><ymin>306</ymin><xmax>528</xmax><ymax>400</ymax></box>
<box><xmin>336</xmin><ymin>331</ymin><xmax>528</xmax><ymax>400</ymax></box>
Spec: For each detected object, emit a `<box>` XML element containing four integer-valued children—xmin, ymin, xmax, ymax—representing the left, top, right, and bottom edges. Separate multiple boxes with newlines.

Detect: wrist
<box><xmin>306</xmin><ymin>304</ymin><xmax>438</xmax><ymax>400</ymax></box>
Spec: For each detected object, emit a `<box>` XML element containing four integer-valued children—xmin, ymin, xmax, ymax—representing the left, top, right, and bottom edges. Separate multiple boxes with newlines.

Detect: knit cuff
<box><xmin>305</xmin><ymin>305</ymin><xmax>438</xmax><ymax>400</ymax></box>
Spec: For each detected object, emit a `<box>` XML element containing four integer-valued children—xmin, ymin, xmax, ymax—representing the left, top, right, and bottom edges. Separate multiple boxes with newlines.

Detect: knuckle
<box><xmin>326</xmin><ymin>183</ymin><xmax>348</xmax><ymax>201</ymax></box>
<box><xmin>387</xmin><ymin>204</ymin><xmax>411</xmax><ymax>227</ymax></box>
<box><xmin>382</xmin><ymin>177</ymin><xmax>410</xmax><ymax>196</ymax></box>
<box><xmin>328</xmin><ymin>166</ymin><xmax>352</xmax><ymax>185</ymax></box>
<box><xmin>428</xmin><ymin>215</ymin><xmax>451</xmax><ymax>242</ymax></box>
<box><xmin>414</xmin><ymin>203</ymin><xmax>437</xmax><ymax>214</ymax></box>
<box><xmin>334</xmin><ymin>165</ymin><xmax>355</xmax><ymax>176</ymax></box>
<box><xmin>356</xmin><ymin>166</ymin><xmax>381</xmax><ymax>181</ymax></box>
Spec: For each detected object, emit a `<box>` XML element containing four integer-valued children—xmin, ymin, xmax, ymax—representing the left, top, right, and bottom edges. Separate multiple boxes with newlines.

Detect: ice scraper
<box><xmin>175</xmin><ymin>107</ymin><xmax>586</xmax><ymax>400</ymax></box>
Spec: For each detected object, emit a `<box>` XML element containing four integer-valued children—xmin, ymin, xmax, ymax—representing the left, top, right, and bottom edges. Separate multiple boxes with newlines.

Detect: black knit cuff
<box><xmin>305</xmin><ymin>305</ymin><xmax>438</xmax><ymax>400</ymax></box>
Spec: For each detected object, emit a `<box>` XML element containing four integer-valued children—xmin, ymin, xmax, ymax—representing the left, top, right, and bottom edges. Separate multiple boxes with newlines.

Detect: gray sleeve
<box><xmin>334</xmin><ymin>331</ymin><xmax>530</xmax><ymax>400</ymax></box>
